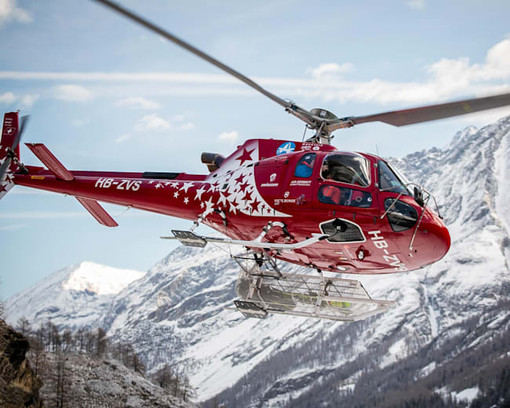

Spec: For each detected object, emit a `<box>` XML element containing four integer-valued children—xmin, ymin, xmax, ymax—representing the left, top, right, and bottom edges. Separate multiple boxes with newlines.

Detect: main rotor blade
<box><xmin>346</xmin><ymin>92</ymin><xmax>510</xmax><ymax>127</ymax></box>
<box><xmin>92</xmin><ymin>0</ymin><xmax>295</xmax><ymax>112</ymax></box>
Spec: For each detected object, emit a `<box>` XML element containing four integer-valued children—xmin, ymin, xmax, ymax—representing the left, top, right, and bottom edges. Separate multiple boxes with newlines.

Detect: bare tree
<box><xmin>74</xmin><ymin>327</ymin><xmax>86</xmax><ymax>352</ymax></box>
<box><xmin>96</xmin><ymin>328</ymin><xmax>107</xmax><ymax>357</ymax></box>
<box><xmin>16</xmin><ymin>317</ymin><xmax>31</xmax><ymax>336</ymax></box>
<box><xmin>0</xmin><ymin>279</ymin><xmax>5</xmax><ymax>320</ymax></box>
<box><xmin>153</xmin><ymin>364</ymin><xmax>174</xmax><ymax>390</ymax></box>
<box><xmin>31</xmin><ymin>337</ymin><xmax>46</xmax><ymax>376</ymax></box>
<box><xmin>62</xmin><ymin>329</ymin><xmax>73</xmax><ymax>352</ymax></box>
<box><xmin>132</xmin><ymin>352</ymin><xmax>146</xmax><ymax>375</ymax></box>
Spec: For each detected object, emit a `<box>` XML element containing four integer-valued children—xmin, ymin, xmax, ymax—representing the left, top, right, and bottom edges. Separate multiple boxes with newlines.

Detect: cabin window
<box><xmin>384</xmin><ymin>198</ymin><xmax>418</xmax><ymax>231</ymax></box>
<box><xmin>321</xmin><ymin>153</ymin><xmax>370</xmax><ymax>187</ymax></box>
<box><xmin>294</xmin><ymin>153</ymin><xmax>316</xmax><ymax>178</ymax></box>
<box><xmin>378</xmin><ymin>160</ymin><xmax>411</xmax><ymax>195</ymax></box>
<box><xmin>318</xmin><ymin>185</ymin><xmax>372</xmax><ymax>208</ymax></box>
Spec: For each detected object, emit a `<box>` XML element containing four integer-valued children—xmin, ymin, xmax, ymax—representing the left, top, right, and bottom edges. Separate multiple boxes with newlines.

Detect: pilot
<box><xmin>321</xmin><ymin>162</ymin><xmax>332</xmax><ymax>179</ymax></box>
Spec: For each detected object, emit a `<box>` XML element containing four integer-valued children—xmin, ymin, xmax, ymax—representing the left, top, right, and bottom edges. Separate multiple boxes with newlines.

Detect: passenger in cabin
<box><xmin>294</xmin><ymin>153</ymin><xmax>316</xmax><ymax>178</ymax></box>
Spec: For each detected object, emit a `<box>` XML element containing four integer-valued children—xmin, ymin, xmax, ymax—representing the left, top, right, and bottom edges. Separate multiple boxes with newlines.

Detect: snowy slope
<box><xmin>6</xmin><ymin>262</ymin><xmax>144</xmax><ymax>329</ymax></box>
<box><xmin>6</xmin><ymin>116</ymin><xmax>510</xmax><ymax>405</ymax></box>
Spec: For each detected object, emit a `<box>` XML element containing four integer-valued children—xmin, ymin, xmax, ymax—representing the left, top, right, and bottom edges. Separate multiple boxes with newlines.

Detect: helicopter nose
<box><xmin>417</xmin><ymin>214</ymin><xmax>451</xmax><ymax>264</ymax></box>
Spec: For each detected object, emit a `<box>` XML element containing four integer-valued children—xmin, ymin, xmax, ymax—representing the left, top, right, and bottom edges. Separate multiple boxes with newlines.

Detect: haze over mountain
<box><xmin>6</xmin><ymin>116</ymin><xmax>510</xmax><ymax>406</ymax></box>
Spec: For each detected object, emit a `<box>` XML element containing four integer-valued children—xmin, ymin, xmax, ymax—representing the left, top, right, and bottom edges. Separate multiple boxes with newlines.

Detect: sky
<box><xmin>1</xmin><ymin>0</ymin><xmax>510</xmax><ymax>300</ymax></box>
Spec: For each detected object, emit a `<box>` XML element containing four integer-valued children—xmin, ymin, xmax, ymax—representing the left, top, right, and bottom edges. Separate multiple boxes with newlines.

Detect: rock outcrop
<box><xmin>0</xmin><ymin>319</ymin><xmax>43</xmax><ymax>408</ymax></box>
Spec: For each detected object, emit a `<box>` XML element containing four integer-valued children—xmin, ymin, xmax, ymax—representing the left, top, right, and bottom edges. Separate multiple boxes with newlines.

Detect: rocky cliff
<box><xmin>0</xmin><ymin>319</ymin><xmax>43</xmax><ymax>408</ymax></box>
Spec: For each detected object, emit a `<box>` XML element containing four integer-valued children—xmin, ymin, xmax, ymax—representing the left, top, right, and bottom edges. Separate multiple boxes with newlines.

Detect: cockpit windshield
<box><xmin>321</xmin><ymin>153</ymin><xmax>371</xmax><ymax>187</ymax></box>
<box><xmin>378</xmin><ymin>160</ymin><xmax>412</xmax><ymax>195</ymax></box>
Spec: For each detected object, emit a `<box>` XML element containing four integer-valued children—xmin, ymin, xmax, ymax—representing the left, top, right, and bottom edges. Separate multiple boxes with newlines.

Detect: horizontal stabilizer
<box><xmin>26</xmin><ymin>143</ymin><xmax>74</xmax><ymax>181</ymax></box>
<box><xmin>76</xmin><ymin>197</ymin><xmax>118</xmax><ymax>227</ymax></box>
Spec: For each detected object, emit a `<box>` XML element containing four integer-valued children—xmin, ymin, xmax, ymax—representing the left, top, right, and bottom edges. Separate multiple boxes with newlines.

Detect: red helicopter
<box><xmin>2</xmin><ymin>0</ymin><xmax>510</xmax><ymax>321</ymax></box>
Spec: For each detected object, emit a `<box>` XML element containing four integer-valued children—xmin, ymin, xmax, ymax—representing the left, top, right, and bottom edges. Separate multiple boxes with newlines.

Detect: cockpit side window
<box><xmin>321</xmin><ymin>153</ymin><xmax>370</xmax><ymax>187</ymax></box>
<box><xmin>294</xmin><ymin>153</ymin><xmax>316</xmax><ymax>178</ymax></box>
<box><xmin>318</xmin><ymin>185</ymin><xmax>373</xmax><ymax>207</ymax></box>
<box><xmin>378</xmin><ymin>160</ymin><xmax>411</xmax><ymax>195</ymax></box>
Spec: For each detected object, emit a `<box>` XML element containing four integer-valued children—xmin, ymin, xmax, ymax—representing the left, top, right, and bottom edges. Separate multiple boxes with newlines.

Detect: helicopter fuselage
<box><xmin>13</xmin><ymin>137</ymin><xmax>450</xmax><ymax>274</ymax></box>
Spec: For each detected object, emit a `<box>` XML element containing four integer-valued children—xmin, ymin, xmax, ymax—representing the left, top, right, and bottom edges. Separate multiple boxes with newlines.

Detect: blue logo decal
<box><xmin>276</xmin><ymin>142</ymin><xmax>295</xmax><ymax>155</ymax></box>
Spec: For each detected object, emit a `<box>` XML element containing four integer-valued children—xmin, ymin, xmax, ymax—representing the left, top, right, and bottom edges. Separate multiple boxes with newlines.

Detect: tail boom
<box><xmin>13</xmin><ymin>169</ymin><xmax>204</xmax><ymax>222</ymax></box>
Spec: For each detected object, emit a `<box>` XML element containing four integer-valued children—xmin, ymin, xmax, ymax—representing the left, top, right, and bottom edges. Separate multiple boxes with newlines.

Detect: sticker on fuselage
<box><xmin>276</xmin><ymin>142</ymin><xmax>295</xmax><ymax>155</ymax></box>
<box><xmin>367</xmin><ymin>230</ymin><xmax>408</xmax><ymax>272</ymax></box>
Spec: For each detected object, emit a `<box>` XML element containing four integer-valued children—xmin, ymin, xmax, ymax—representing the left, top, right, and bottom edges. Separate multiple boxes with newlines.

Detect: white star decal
<box><xmin>183</xmin><ymin>197</ymin><xmax>189</xmax><ymax>205</ymax></box>
<box><xmin>217</xmin><ymin>193</ymin><xmax>228</xmax><ymax>207</ymax></box>
<box><xmin>173</xmin><ymin>191</ymin><xmax>179</xmax><ymax>198</ymax></box>
<box><xmin>204</xmin><ymin>197</ymin><xmax>214</xmax><ymax>212</ymax></box>
<box><xmin>180</xmin><ymin>182</ymin><xmax>194</xmax><ymax>193</ymax></box>
<box><xmin>155</xmin><ymin>183</ymin><xmax>163</xmax><ymax>189</ymax></box>
<box><xmin>195</xmin><ymin>185</ymin><xmax>206</xmax><ymax>201</ymax></box>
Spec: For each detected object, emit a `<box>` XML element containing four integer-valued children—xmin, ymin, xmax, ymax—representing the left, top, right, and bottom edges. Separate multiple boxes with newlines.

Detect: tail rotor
<box><xmin>0</xmin><ymin>112</ymin><xmax>29</xmax><ymax>198</ymax></box>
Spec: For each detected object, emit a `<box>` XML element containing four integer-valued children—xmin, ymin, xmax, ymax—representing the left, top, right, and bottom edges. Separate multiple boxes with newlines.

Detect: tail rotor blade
<box><xmin>0</xmin><ymin>156</ymin><xmax>12</xmax><ymax>181</ymax></box>
<box><xmin>0</xmin><ymin>114</ymin><xmax>29</xmax><ymax>181</ymax></box>
<box><xmin>14</xmin><ymin>115</ymin><xmax>30</xmax><ymax>149</ymax></box>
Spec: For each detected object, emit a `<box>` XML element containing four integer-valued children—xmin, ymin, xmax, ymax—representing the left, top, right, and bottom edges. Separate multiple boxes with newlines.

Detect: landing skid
<box><xmin>163</xmin><ymin>229</ymin><xmax>330</xmax><ymax>251</ymax></box>
<box><xmin>234</xmin><ymin>260</ymin><xmax>394</xmax><ymax>322</ymax></box>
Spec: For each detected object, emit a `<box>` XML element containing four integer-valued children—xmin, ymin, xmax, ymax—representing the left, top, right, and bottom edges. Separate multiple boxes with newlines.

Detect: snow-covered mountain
<box><xmin>7</xmin><ymin>262</ymin><xmax>144</xmax><ymax>329</ymax></box>
<box><xmin>6</xmin><ymin>116</ymin><xmax>510</xmax><ymax>406</ymax></box>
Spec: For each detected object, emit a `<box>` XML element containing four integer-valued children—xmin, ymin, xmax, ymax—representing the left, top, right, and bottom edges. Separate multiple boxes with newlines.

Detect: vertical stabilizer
<box><xmin>0</xmin><ymin>112</ymin><xmax>20</xmax><ymax>199</ymax></box>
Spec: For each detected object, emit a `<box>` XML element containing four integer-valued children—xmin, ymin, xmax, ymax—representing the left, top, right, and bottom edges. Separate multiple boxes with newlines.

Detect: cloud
<box><xmin>2</xmin><ymin>36</ymin><xmax>510</xmax><ymax>110</ymax></box>
<box><xmin>407</xmin><ymin>0</ymin><xmax>425</xmax><ymax>10</ymax></box>
<box><xmin>0</xmin><ymin>211</ymin><xmax>86</xmax><ymax>219</ymax></box>
<box><xmin>116</xmin><ymin>113</ymin><xmax>195</xmax><ymax>143</ymax></box>
<box><xmin>19</xmin><ymin>94</ymin><xmax>39</xmax><ymax>108</ymax></box>
<box><xmin>306</xmin><ymin>63</ymin><xmax>354</xmax><ymax>80</ymax></box>
<box><xmin>218</xmin><ymin>131</ymin><xmax>239</xmax><ymax>143</ymax></box>
<box><xmin>0</xmin><ymin>71</ymin><xmax>238</xmax><ymax>82</ymax></box>
<box><xmin>299</xmin><ymin>36</ymin><xmax>510</xmax><ymax>106</ymax></box>
<box><xmin>134</xmin><ymin>113</ymin><xmax>171</xmax><ymax>132</ymax></box>
<box><xmin>53</xmin><ymin>84</ymin><xmax>93</xmax><ymax>102</ymax></box>
<box><xmin>70</xmin><ymin>118</ymin><xmax>89</xmax><ymax>127</ymax></box>
<box><xmin>115</xmin><ymin>96</ymin><xmax>161</xmax><ymax>110</ymax></box>
<box><xmin>0</xmin><ymin>91</ymin><xmax>16</xmax><ymax>104</ymax></box>
<box><xmin>0</xmin><ymin>0</ymin><xmax>32</xmax><ymax>26</ymax></box>
<box><xmin>0</xmin><ymin>91</ymin><xmax>39</xmax><ymax>108</ymax></box>
<box><xmin>0</xmin><ymin>223</ymin><xmax>27</xmax><ymax>231</ymax></box>
<box><xmin>115</xmin><ymin>133</ymin><xmax>131</xmax><ymax>143</ymax></box>
<box><xmin>427</xmin><ymin>37</ymin><xmax>510</xmax><ymax>86</ymax></box>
